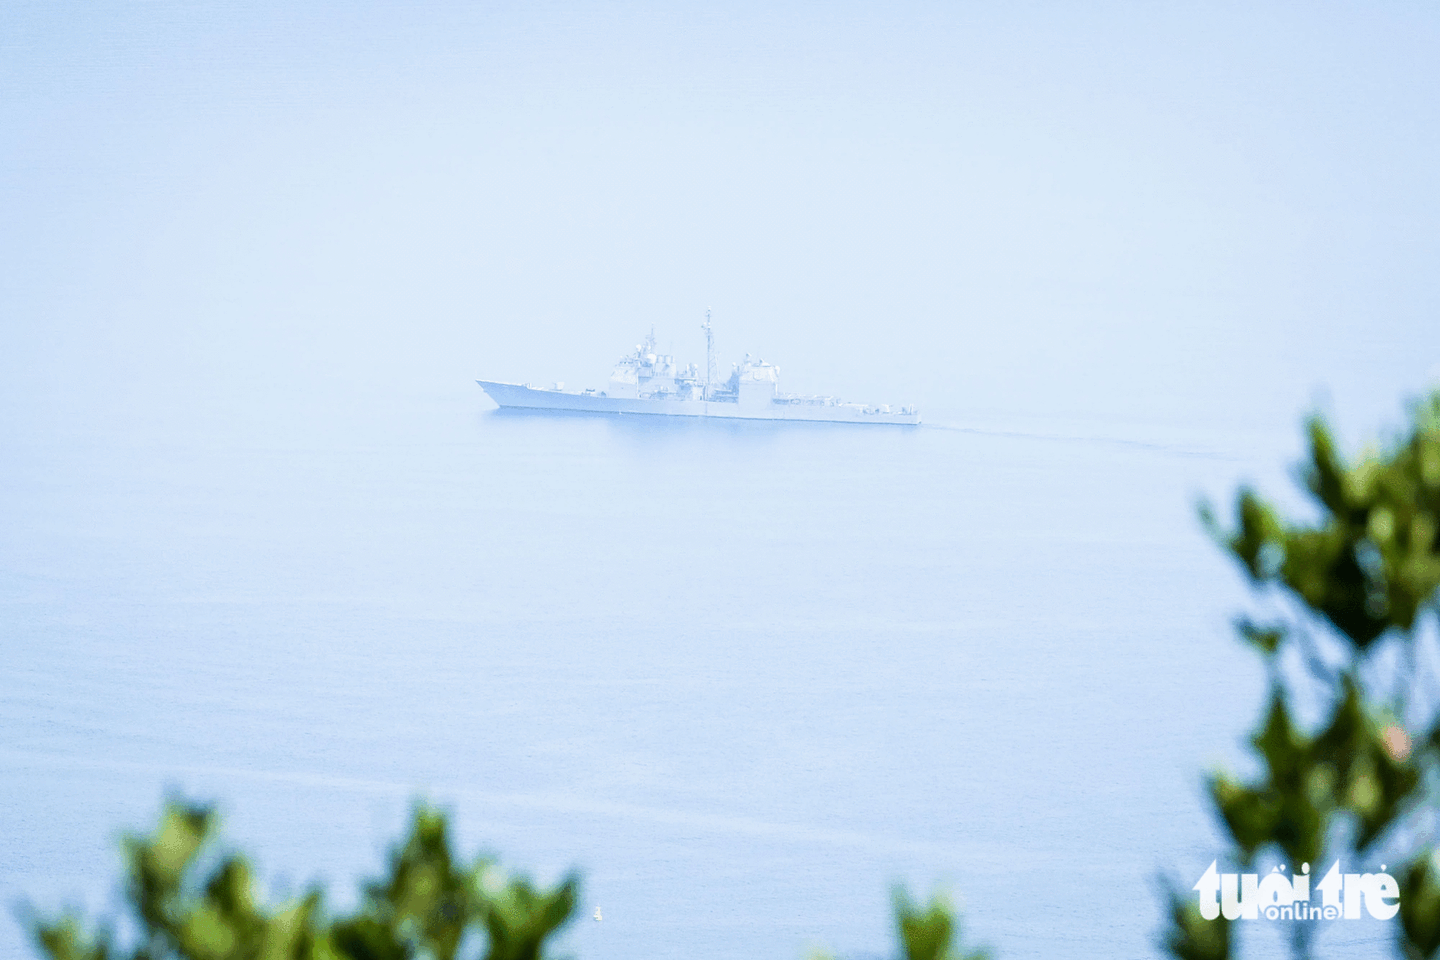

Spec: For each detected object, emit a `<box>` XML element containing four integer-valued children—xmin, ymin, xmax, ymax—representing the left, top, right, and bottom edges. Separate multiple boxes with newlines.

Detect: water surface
<box><xmin>1</xmin><ymin>389</ymin><xmax>1347</xmax><ymax>958</ymax></box>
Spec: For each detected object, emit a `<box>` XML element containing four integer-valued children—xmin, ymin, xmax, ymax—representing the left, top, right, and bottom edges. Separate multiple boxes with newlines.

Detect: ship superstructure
<box><xmin>476</xmin><ymin>321</ymin><xmax>919</xmax><ymax>425</ymax></box>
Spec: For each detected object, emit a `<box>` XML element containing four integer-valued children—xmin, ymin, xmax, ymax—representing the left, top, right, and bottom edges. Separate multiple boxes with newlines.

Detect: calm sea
<box><xmin>0</xmin><ymin>387</ymin><xmax>1391</xmax><ymax>959</ymax></box>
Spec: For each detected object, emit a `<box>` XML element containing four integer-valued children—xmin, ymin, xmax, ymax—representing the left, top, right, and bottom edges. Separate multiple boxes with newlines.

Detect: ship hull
<box><xmin>476</xmin><ymin>381</ymin><xmax>920</xmax><ymax>425</ymax></box>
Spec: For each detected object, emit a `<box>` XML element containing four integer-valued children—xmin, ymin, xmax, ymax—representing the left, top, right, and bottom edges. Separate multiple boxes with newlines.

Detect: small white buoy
<box><xmin>593</xmin><ymin>908</ymin><xmax>602</xmax><ymax>922</ymax></box>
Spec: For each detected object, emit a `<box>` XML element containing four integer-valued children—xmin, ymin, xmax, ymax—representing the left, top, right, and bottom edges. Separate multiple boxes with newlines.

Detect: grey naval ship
<box><xmin>477</xmin><ymin>314</ymin><xmax>920</xmax><ymax>425</ymax></box>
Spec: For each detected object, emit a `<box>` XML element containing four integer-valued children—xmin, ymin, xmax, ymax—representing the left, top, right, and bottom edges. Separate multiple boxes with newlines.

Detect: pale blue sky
<box><xmin>3</xmin><ymin>0</ymin><xmax>1438</xmax><ymax>438</ymax></box>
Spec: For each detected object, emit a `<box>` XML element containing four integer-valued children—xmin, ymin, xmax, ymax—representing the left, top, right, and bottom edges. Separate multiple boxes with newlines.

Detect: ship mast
<box><xmin>702</xmin><ymin>308</ymin><xmax>715</xmax><ymax>401</ymax></box>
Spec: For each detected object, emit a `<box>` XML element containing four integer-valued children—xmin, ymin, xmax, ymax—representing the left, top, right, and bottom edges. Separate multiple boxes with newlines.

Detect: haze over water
<box><xmin>3</xmin><ymin>3</ymin><xmax>1439</xmax><ymax>959</ymax></box>
<box><xmin>0</xmin><ymin>394</ymin><xmax>1275</xmax><ymax>959</ymax></box>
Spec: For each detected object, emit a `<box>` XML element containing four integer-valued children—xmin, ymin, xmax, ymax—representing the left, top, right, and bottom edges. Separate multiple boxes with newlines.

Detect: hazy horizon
<box><xmin>3</xmin><ymin>4</ymin><xmax>1439</xmax><ymax>959</ymax></box>
<box><xmin>5</xmin><ymin>1</ymin><xmax>1438</xmax><ymax>444</ymax></box>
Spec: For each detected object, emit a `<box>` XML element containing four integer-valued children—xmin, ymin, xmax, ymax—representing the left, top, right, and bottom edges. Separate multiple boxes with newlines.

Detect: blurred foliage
<box><xmin>1213</xmin><ymin>397</ymin><xmax>1440</xmax><ymax>648</ymax></box>
<box><xmin>1167</xmin><ymin>392</ymin><xmax>1440</xmax><ymax>960</ymax></box>
<box><xmin>27</xmin><ymin>802</ymin><xmax>985</xmax><ymax>960</ymax></box>
<box><xmin>1402</xmin><ymin>853</ymin><xmax>1440</xmax><ymax>960</ymax></box>
<box><xmin>1210</xmin><ymin>677</ymin><xmax>1419</xmax><ymax>866</ymax></box>
<box><xmin>1161</xmin><ymin>882</ymin><xmax>1230</xmax><ymax>960</ymax></box>
<box><xmin>892</xmin><ymin>888</ymin><xmax>989</xmax><ymax>960</ymax></box>
<box><xmin>27</xmin><ymin>800</ymin><xmax>577</xmax><ymax>960</ymax></box>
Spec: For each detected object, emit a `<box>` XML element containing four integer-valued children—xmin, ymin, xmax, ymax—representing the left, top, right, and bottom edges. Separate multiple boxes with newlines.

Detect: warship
<box><xmin>476</xmin><ymin>313</ymin><xmax>920</xmax><ymax>425</ymax></box>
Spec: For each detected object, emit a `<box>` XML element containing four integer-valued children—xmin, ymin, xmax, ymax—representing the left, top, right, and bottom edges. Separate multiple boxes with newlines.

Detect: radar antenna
<box><xmin>702</xmin><ymin>308</ymin><xmax>715</xmax><ymax>400</ymax></box>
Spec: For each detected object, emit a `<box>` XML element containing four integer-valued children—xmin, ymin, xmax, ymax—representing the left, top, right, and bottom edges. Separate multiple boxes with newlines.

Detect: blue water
<box><xmin>0</xmin><ymin>387</ymin><xmax>1385</xmax><ymax>959</ymax></box>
